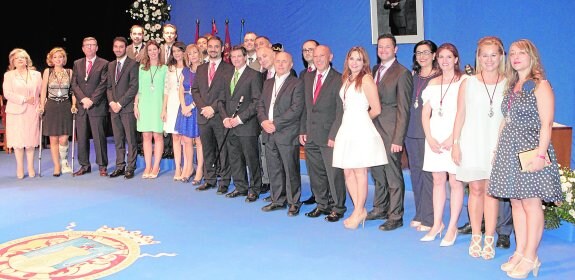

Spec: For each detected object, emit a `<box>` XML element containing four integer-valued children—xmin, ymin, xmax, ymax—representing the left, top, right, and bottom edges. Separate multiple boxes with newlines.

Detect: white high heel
<box><xmin>420</xmin><ymin>224</ymin><xmax>444</xmax><ymax>242</ymax></box>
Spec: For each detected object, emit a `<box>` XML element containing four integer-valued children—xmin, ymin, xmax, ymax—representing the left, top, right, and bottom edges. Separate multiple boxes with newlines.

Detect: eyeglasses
<box><xmin>302</xmin><ymin>48</ymin><xmax>314</xmax><ymax>53</ymax></box>
<box><xmin>415</xmin><ymin>50</ymin><xmax>432</xmax><ymax>56</ymax></box>
<box><xmin>83</xmin><ymin>43</ymin><xmax>97</xmax><ymax>48</ymax></box>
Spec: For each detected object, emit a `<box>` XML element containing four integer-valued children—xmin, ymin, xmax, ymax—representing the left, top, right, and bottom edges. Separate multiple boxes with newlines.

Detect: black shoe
<box><xmin>263</xmin><ymin>196</ymin><xmax>272</xmax><ymax>202</ymax></box>
<box><xmin>302</xmin><ymin>195</ymin><xmax>316</xmax><ymax>205</ymax></box>
<box><xmin>124</xmin><ymin>170</ymin><xmax>135</xmax><ymax>179</ymax></box>
<box><xmin>305</xmin><ymin>207</ymin><xmax>329</xmax><ymax>218</ymax></box>
<box><xmin>287</xmin><ymin>205</ymin><xmax>300</xmax><ymax>217</ymax></box>
<box><xmin>325</xmin><ymin>211</ymin><xmax>344</xmax><ymax>222</ymax></box>
<box><xmin>260</xmin><ymin>184</ymin><xmax>270</xmax><ymax>194</ymax></box>
<box><xmin>196</xmin><ymin>183</ymin><xmax>216</xmax><ymax>191</ymax></box>
<box><xmin>379</xmin><ymin>219</ymin><xmax>403</xmax><ymax>231</ymax></box>
<box><xmin>261</xmin><ymin>203</ymin><xmax>286</xmax><ymax>212</ymax></box>
<box><xmin>496</xmin><ymin>234</ymin><xmax>511</xmax><ymax>249</ymax></box>
<box><xmin>245</xmin><ymin>193</ymin><xmax>259</xmax><ymax>203</ymax></box>
<box><xmin>73</xmin><ymin>166</ymin><xmax>91</xmax><ymax>177</ymax></box>
<box><xmin>365</xmin><ymin>209</ymin><xmax>388</xmax><ymax>221</ymax></box>
<box><xmin>216</xmin><ymin>185</ymin><xmax>229</xmax><ymax>195</ymax></box>
<box><xmin>458</xmin><ymin>222</ymin><xmax>485</xmax><ymax>234</ymax></box>
<box><xmin>109</xmin><ymin>169</ymin><xmax>125</xmax><ymax>178</ymax></box>
<box><xmin>53</xmin><ymin>172</ymin><xmax>61</xmax><ymax>177</ymax></box>
<box><xmin>225</xmin><ymin>190</ymin><xmax>248</xmax><ymax>198</ymax></box>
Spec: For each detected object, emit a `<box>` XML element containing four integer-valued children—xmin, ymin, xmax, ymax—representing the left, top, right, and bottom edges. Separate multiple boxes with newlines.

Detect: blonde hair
<box><xmin>505</xmin><ymin>39</ymin><xmax>545</xmax><ymax>90</ymax></box>
<box><xmin>46</xmin><ymin>47</ymin><xmax>68</xmax><ymax>67</ymax></box>
<box><xmin>8</xmin><ymin>48</ymin><xmax>34</xmax><ymax>71</ymax></box>
<box><xmin>475</xmin><ymin>36</ymin><xmax>505</xmax><ymax>74</ymax></box>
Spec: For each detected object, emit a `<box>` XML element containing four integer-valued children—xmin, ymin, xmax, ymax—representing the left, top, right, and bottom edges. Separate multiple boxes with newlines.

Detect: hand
<box><xmin>427</xmin><ymin>138</ymin><xmax>443</xmax><ymax>154</ymax></box>
<box><xmin>81</xmin><ymin>97</ymin><xmax>93</xmax><ymax>109</ymax></box>
<box><xmin>299</xmin><ymin>135</ymin><xmax>307</xmax><ymax>146</ymax></box>
<box><xmin>261</xmin><ymin>120</ymin><xmax>275</xmax><ymax>134</ymax></box>
<box><xmin>391</xmin><ymin>144</ymin><xmax>403</xmax><ymax>153</ymax></box>
<box><xmin>71</xmin><ymin>106</ymin><xmax>78</xmax><ymax>114</ymax></box>
<box><xmin>161</xmin><ymin>110</ymin><xmax>167</xmax><ymax>122</ymax></box>
<box><xmin>440</xmin><ymin>138</ymin><xmax>453</xmax><ymax>151</ymax></box>
<box><xmin>37</xmin><ymin>107</ymin><xmax>45</xmax><ymax>114</ymax></box>
<box><xmin>200</xmin><ymin>106</ymin><xmax>215</xmax><ymax>119</ymax></box>
<box><xmin>229</xmin><ymin>117</ymin><xmax>240</xmax><ymax>127</ymax></box>
<box><xmin>526</xmin><ymin>155</ymin><xmax>546</xmax><ymax>173</ymax></box>
<box><xmin>451</xmin><ymin>145</ymin><xmax>461</xmax><ymax>166</ymax></box>
<box><xmin>25</xmin><ymin>96</ymin><xmax>35</xmax><ymax>105</ymax></box>
<box><xmin>327</xmin><ymin>139</ymin><xmax>335</xmax><ymax>148</ymax></box>
<box><xmin>134</xmin><ymin>107</ymin><xmax>140</xmax><ymax>120</ymax></box>
<box><xmin>223</xmin><ymin>118</ymin><xmax>233</xmax><ymax>128</ymax></box>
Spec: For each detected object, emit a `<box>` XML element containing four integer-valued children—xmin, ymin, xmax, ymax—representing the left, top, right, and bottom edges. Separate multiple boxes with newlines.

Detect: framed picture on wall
<box><xmin>370</xmin><ymin>0</ymin><xmax>424</xmax><ymax>44</ymax></box>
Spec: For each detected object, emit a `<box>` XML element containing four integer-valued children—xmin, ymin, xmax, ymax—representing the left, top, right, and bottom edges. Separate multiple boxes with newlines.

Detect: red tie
<box><xmin>87</xmin><ymin>60</ymin><xmax>93</xmax><ymax>75</ymax></box>
<box><xmin>208</xmin><ymin>62</ymin><xmax>216</xmax><ymax>86</ymax></box>
<box><xmin>376</xmin><ymin>64</ymin><xmax>385</xmax><ymax>83</ymax></box>
<box><xmin>307</xmin><ymin>66</ymin><xmax>312</xmax><ymax>72</ymax></box>
<box><xmin>313</xmin><ymin>73</ymin><xmax>323</xmax><ymax>104</ymax></box>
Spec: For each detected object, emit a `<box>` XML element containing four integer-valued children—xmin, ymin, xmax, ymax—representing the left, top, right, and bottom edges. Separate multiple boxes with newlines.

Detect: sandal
<box><xmin>416</xmin><ymin>225</ymin><xmax>431</xmax><ymax>232</ymax></box>
<box><xmin>469</xmin><ymin>234</ymin><xmax>482</xmax><ymax>258</ymax></box>
<box><xmin>501</xmin><ymin>251</ymin><xmax>523</xmax><ymax>272</ymax></box>
<box><xmin>481</xmin><ymin>235</ymin><xmax>495</xmax><ymax>260</ymax></box>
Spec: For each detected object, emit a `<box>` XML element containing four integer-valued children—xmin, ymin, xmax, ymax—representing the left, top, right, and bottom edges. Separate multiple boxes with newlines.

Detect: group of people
<box><xmin>2</xmin><ymin>22</ymin><xmax>562</xmax><ymax>278</ymax></box>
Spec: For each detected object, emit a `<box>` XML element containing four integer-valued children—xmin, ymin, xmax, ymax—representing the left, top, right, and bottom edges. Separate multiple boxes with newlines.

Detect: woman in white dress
<box><xmin>420</xmin><ymin>43</ymin><xmax>467</xmax><ymax>246</ymax></box>
<box><xmin>333</xmin><ymin>46</ymin><xmax>387</xmax><ymax>230</ymax></box>
<box><xmin>164</xmin><ymin>42</ymin><xmax>187</xmax><ymax>180</ymax></box>
<box><xmin>452</xmin><ymin>36</ymin><xmax>506</xmax><ymax>259</ymax></box>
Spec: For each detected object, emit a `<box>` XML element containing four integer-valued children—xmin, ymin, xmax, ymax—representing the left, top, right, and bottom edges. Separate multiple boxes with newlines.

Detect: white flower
<box><xmin>570</xmin><ymin>209</ymin><xmax>575</xmax><ymax>219</ymax></box>
<box><xmin>569</xmin><ymin>177</ymin><xmax>575</xmax><ymax>183</ymax></box>
<box><xmin>567</xmin><ymin>192</ymin><xmax>573</xmax><ymax>203</ymax></box>
<box><xmin>559</xmin><ymin>169</ymin><xmax>564</xmax><ymax>175</ymax></box>
<box><xmin>560</xmin><ymin>176</ymin><xmax>567</xmax><ymax>183</ymax></box>
<box><xmin>542</xmin><ymin>205</ymin><xmax>546</xmax><ymax>210</ymax></box>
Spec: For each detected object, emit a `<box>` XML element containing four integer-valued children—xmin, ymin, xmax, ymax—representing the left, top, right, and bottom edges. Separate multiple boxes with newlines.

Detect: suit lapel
<box><xmin>231</xmin><ymin>69</ymin><xmax>245</xmax><ymax>97</ymax></box>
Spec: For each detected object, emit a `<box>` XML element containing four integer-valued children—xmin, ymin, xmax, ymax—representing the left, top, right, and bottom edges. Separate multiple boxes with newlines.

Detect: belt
<box><xmin>47</xmin><ymin>97</ymin><xmax>69</xmax><ymax>103</ymax></box>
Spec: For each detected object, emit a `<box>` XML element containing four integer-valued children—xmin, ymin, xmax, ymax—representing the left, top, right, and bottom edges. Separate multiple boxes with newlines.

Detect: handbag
<box><xmin>518</xmin><ymin>148</ymin><xmax>551</xmax><ymax>172</ymax></box>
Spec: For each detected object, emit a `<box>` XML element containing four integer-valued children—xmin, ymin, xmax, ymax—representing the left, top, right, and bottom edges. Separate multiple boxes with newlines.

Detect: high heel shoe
<box><xmin>420</xmin><ymin>224</ymin><xmax>444</xmax><ymax>242</ymax></box>
<box><xmin>507</xmin><ymin>257</ymin><xmax>540</xmax><ymax>279</ymax></box>
<box><xmin>344</xmin><ymin>210</ymin><xmax>367</xmax><ymax>230</ymax></box>
<box><xmin>173</xmin><ymin>169</ymin><xmax>182</xmax><ymax>181</ymax></box>
<box><xmin>148</xmin><ymin>168</ymin><xmax>160</xmax><ymax>179</ymax></box>
<box><xmin>501</xmin><ymin>252</ymin><xmax>524</xmax><ymax>272</ymax></box>
<box><xmin>481</xmin><ymin>235</ymin><xmax>495</xmax><ymax>260</ymax></box>
<box><xmin>469</xmin><ymin>234</ymin><xmax>482</xmax><ymax>258</ymax></box>
<box><xmin>440</xmin><ymin>231</ymin><xmax>458</xmax><ymax>247</ymax></box>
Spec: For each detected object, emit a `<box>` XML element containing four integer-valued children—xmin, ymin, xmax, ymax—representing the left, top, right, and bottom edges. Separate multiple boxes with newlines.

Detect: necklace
<box><xmin>438</xmin><ymin>74</ymin><xmax>455</xmax><ymax>117</ymax></box>
<box><xmin>17</xmin><ymin>69</ymin><xmax>29</xmax><ymax>84</ymax></box>
<box><xmin>480</xmin><ymin>71</ymin><xmax>500</xmax><ymax>118</ymax></box>
<box><xmin>413</xmin><ymin>69</ymin><xmax>436</xmax><ymax>109</ymax></box>
<box><xmin>53</xmin><ymin>68</ymin><xmax>67</xmax><ymax>97</ymax></box>
<box><xmin>150</xmin><ymin>65</ymin><xmax>160</xmax><ymax>91</ymax></box>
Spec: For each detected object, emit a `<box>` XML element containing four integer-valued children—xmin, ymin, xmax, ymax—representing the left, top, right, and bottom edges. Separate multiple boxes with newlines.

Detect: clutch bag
<box><xmin>518</xmin><ymin>148</ymin><xmax>551</xmax><ymax>172</ymax></box>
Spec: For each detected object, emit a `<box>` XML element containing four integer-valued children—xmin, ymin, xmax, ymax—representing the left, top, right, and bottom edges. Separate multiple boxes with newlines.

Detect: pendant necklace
<box><xmin>414</xmin><ymin>69</ymin><xmax>435</xmax><ymax>109</ymax></box>
<box><xmin>54</xmin><ymin>69</ymin><xmax>66</xmax><ymax>97</ymax></box>
<box><xmin>150</xmin><ymin>65</ymin><xmax>159</xmax><ymax>91</ymax></box>
<box><xmin>438</xmin><ymin>74</ymin><xmax>455</xmax><ymax>117</ymax></box>
<box><xmin>480</xmin><ymin>71</ymin><xmax>499</xmax><ymax>118</ymax></box>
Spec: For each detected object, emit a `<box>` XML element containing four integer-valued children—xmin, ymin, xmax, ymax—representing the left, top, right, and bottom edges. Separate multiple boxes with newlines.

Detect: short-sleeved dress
<box><xmin>43</xmin><ymin>68</ymin><xmax>73</xmax><ymax>136</ymax></box>
<box><xmin>488</xmin><ymin>80</ymin><xmax>562</xmax><ymax>202</ymax></box>
<box><xmin>163</xmin><ymin>66</ymin><xmax>183</xmax><ymax>134</ymax></box>
<box><xmin>174</xmin><ymin>68</ymin><xmax>200</xmax><ymax>138</ymax></box>
<box><xmin>332</xmin><ymin>81</ymin><xmax>387</xmax><ymax>168</ymax></box>
<box><xmin>137</xmin><ymin>65</ymin><xmax>167</xmax><ymax>133</ymax></box>
<box><xmin>421</xmin><ymin>75</ymin><xmax>467</xmax><ymax>174</ymax></box>
<box><xmin>456</xmin><ymin>76</ymin><xmax>506</xmax><ymax>182</ymax></box>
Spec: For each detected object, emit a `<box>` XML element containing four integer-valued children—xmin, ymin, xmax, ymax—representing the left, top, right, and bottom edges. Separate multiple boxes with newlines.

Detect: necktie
<box><xmin>376</xmin><ymin>64</ymin><xmax>386</xmax><ymax>83</ymax></box>
<box><xmin>307</xmin><ymin>66</ymin><xmax>312</xmax><ymax>73</ymax></box>
<box><xmin>208</xmin><ymin>62</ymin><xmax>216</xmax><ymax>86</ymax></box>
<box><xmin>266</xmin><ymin>70</ymin><xmax>273</xmax><ymax>80</ymax></box>
<box><xmin>115</xmin><ymin>61</ymin><xmax>122</xmax><ymax>82</ymax></box>
<box><xmin>87</xmin><ymin>60</ymin><xmax>93</xmax><ymax>76</ymax></box>
<box><xmin>134</xmin><ymin>46</ymin><xmax>139</xmax><ymax>54</ymax></box>
<box><xmin>230</xmin><ymin>70</ymin><xmax>239</xmax><ymax>94</ymax></box>
<box><xmin>248</xmin><ymin>57</ymin><xmax>253</xmax><ymax>65</ymax></box>
<box><xmin>313</xmin><ymin>73</ymin><xmax>323</xmax><ymax>104</ymax></box>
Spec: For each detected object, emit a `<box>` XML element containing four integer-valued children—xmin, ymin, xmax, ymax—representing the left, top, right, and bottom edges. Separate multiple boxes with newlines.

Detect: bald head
<box><xmin>313</xmin><ymin>45</ymin><xmax>333</xmax><ymax>72</ymax></box>
<box><xmin>274</xmin><ymin>51</ymin><xmax>293</xmax><ymax>76</ymax></box>
<box><xmin>257</xmin><ymin>47</ymin><xmax>275</xmax><ymax>69</ymax></box>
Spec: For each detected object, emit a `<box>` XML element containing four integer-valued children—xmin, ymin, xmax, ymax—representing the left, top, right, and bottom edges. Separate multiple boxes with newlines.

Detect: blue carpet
<box><xmin>0</xmin><ymin>139</ymin><xmax>574</xmax><ymax>279</ymax></box>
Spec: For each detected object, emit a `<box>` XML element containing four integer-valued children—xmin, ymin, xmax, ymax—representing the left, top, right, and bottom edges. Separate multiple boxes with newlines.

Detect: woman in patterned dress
<box><xmin>488</xmin><ymin>39</ymin><xmax>562</xmax><ymax>278</ymax></box>
<box><xmin>2</xmin><ymin>48</ymin><xmax>42</xmax><ymax>179</ymax></box>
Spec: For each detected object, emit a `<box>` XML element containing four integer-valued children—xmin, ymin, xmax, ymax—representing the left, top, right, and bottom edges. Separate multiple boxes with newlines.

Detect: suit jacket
<box><xmin>247</xmin><ymin>56</ymin><xmax>261</xmax><ymax>72</ymax></box>
<box><xmin>2</xmin><ymin>70</ymin><xmax>42</xmax><ymax>114</ymax></box>
<box><xmin>106</xmin><ymin>57</ymin><xmax>139</xmax><ymax>114</ymax></box>
<box><xmin>218</xmin><ymin>67</ymin><xmax>263</xmax><ymax>137</ymax></box>
<box><xmin>191</xmin><ymin>60</ymin><xmax>235</xmax><ymax>125</ymax></box>
<box><xmin>159</xmin><ymin>43</ymin><xmax>173</xmax><ymax>65</ymax></box>
<box><xmin>126</xmin><ymin>44</ymin><xmax>144</xmax><ymax>62</ymax></box>
<box><xmin>256</xmin><ymin>74</ymin><xmax>304</xmax><ymax>145</ymax></box>
<box><xmin>371</xmin><ymin>60</ymin><xmax>413</xmax><ymax>147</ymax></box>
<box><xmin>300</xmin><ymin>68</ymin><xmax>343</xmax><ymax>146</ymax></box>
<box><xmin>71</xmin><ymin>56</ymin><xmax>109</xmax><ymax>117</ymax></box>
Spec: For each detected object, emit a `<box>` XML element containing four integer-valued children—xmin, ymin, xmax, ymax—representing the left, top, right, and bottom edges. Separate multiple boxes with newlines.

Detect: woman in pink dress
<box><xmin>2</xmin><ymin>48</ymin><xmax>42</xmax><ymax>178</ymax></box>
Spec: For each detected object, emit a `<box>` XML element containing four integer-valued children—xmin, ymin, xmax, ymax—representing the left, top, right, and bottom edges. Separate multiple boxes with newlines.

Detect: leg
<box><xmin>182</xmin><ymin>136</ymin><xmax>193</xmax><ymax>180</ymax></box>
<box><xmin>151</xmin><ymin>132</ymin><xmax>164</xmax><ymax>174</ymax></box>
<box><xmin>111</xmin><ymin>113</ymin><xmax>126</xmax><ymax>170</ymax></box>
<box><xmin>305</xmin><ymin>142</ymin><xmax>330</xmax><ymax>211</ymax></box>
<box><xmin>423</xmin><ymin>171</ymin><xmax>447</xmax><ymax>239</ymax></box>
<box><xmin>444</xmin><ymin>173</ymin><xmax>464</xmax><ymax>242</ymax></box>
<box><xmin>14</xmin><ymin>147</ymin><xmax>25</xmax><ymax>178</ymax></box>
<box><xmin>368</xmin><ymin>165</ymin><xmax>389</xmax><ymax>217</ymax></box>
<box><xmin>142</xmin><ymin>132</ymin><xmax>153</xmax><ymax>175</ymax></box>
<box><xmin>88</xmin><ymin>115</ymin><xmax>108</xmax><ymax>168</ymax></box>
<box><xmin>468</xmin><ymin>180</ymin><xmax>486</xmax><ymax>237</ymax></box>
<box><xmin>25</xmin><ymin>146</ymin><xmax>35</xmax><ymax>177</ymax></box>
<box><xmin>58</xmin><ymin>135</ymin><xmax>72</xmax><ymax>173</ymax></box>
<box><xmin>505</xmin><ymin>199</ymin><xmax>527</xmax><ymax>268</ymax></box>
<box><xmin>172</xmin><ymin>134</ymin><xmax>183</xmax><ymax>179</ymax></box>
<box><xmin>322</xmin><ymin>145</ymin><xmax>346</xmax><ymax>215</ymax></box>
<box><xmin>193</xmin><ymin>137</ymin><xmax>204</xmax><ymax>182</ymax></box>
<box><xmin>508</xmin><ymin>198</ymin><xmax>543</xmax><ymax>277</ymax></box>
<box><xmin>241</xmin><ymin>135</ymin><xmax>262</xmax><ymax>194</ymax></box>
<box><xmin>49</xmin><ymin>136</ymin><xmax>60</xmax><ymax>174</ymax></box>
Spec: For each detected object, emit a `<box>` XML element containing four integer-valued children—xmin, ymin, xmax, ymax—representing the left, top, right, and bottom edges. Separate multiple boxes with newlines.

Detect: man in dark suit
<box><xmin>257</xmin><ymin>51</ymin><xmax>304</xmax><ymax>217</ymax></box>
<box><xmin>71</xmin><ymin>37</ymin><xmax>109</xmax><ymax>177</ymax></box>
<box><xmin>367</xmin><ymin>33</ymin><xmax>413</xmax><ymax>231</ymax></box>
<box><xmin>243</xmin><ymin>32</ymin><xmax>261</xmax><ymax>72</ymax></box>
<box><xmin>299</xmin><ymin>39</ymin><xmax>319</xmax><ymax>78</ymax></box>
<box><xmin>191</xmin><ymin>36</ymin><xmax>234</xmax><ymax>194</ymax></box>
<box><xmin>106</xmin><ymin>37</ymin><xmax>139</xmax><ymax>179</ymax></box>
<box><xmin>126</xmin><ymin>25</ymin><xmax>145</xmax><ymax>63</ymax></box>
<box><xmin>219</xmin><ymin>45</ymin><xmax>263</xmax><ymax>202</ymax></box>
<box><xmin>300</xmin><ymin>45</ymin><xmax>346</xmax><ymax>222</ymax></box>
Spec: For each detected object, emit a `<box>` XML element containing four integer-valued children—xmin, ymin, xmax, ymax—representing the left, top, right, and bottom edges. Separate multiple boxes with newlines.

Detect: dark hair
<box><xmin>231</xmin><ymin>45</ymin><xmax>247</xmax><ymax>56</ymax></box>
<box><xmin>167</xmin><ymin>41</ymin><xmax>187</xmax><ymax>67</ymax></box>
<box><xmin>436</xmin><ymin>42</ymin><xmax>462</xmax><ymax>80</ymax></box>
<box><xmin>208</xmin><ymin>36</ymin><xmax>223</xmax><ymax>46</ymax></box>
<box><xmin>375</xmin><ymin>33</ymin><xmax>397</xmax><ymax>65</ymax></box>
<box><xmin>113</xmin><ymin>36</ymin><xmax>128</xmax><ymax>46</ymax></box>
<box><xmin>140</xmin><ymin>40</ymin><xmax>161</xmax><ymax>70</ymax></box>
<box><xmin>301</xmin><ymin>39</ymin><xmax>319</xmax><ymax>69</ymax></box>
<box><xmin>412</xmin><ymin>40</ymin><xmax>438</xmax><ymax>73</ymax></box>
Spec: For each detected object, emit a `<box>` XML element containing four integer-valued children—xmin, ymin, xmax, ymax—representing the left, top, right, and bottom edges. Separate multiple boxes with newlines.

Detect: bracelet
<box><xmin>453</xmin><ymin>139</ymin><xmax>460</xmax><ymax>145</ymax></box>
<box><xmin>537</xmin><ymin>154</ymin><xmax>546</xmax><ymax>160</ymax></box>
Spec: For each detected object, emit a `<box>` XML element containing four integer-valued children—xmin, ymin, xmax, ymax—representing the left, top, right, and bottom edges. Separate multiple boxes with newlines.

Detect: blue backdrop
<box><xmin>169</xmin><ymin>0</ymin><xmax>575</xmax><ymax>166</ymax></box>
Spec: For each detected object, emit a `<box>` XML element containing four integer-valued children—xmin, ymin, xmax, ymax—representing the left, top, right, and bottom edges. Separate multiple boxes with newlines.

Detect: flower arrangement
<box><xmin>127</xmin><ymin>0</ymin><xmax>171</xmax><ymax>43</ymax></box>
<box><xmin>544</xmin><ymin>166</ymin><xmax>575</xmax><ymax>229</ymax></box>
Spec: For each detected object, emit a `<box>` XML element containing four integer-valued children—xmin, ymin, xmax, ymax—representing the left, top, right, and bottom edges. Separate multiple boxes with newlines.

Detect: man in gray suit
<box><xmin>219</xmin><ymin>45</ymin><xmax>263</xmax><ymax>202</ymax></box>
<box><xmin>192</xmin><ymin>36</ymin><xmax>235</xmax><ymax>194</ymax></box>
<box><xmin>71</xmin><ymin>37</ymin><xmax>109</xmax><ymax>177</ymax></box>
<box><xmin>367</xmin><ymin>33</ymin><xmax>413</xmax><ymax>231</ymax></box>
<box><xmin>126</xmin><ymin>25</ymin><xmax>145</xmax><ymax>63</ymax></box>
<box><xmin>257</xmin><ymin>51</ymin><xmax>304</xmax><ymax>217</ymax></box>
<box><xmin>300</xmin><ymin>45</ymin><xmax>346</xmax><ymax>222</ymax></box>
<box><xmin>106</xmin><ymin>37</ymin><xmax>139</xmax><ymax>179</ymax></box>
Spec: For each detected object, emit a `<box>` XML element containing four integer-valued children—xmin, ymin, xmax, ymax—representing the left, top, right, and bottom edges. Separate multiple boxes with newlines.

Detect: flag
<box><xmin>211</xmin><ymin>19</ymin><xmax>218</xmax><ymax>36</ymax></box>
<box><xmin>240</xmin><ymin>19</ymin><xmax>245</xmax><ymax>42</ymax></box>
<box><xmin>223</xmin><ymin>19</ymin><xmax>231</xmax><ymax>63</ymax></box>
<box><xmin>195</xmin><ymin>19</ymin><xmax>200</xmax><ymax>43</ymax></box>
